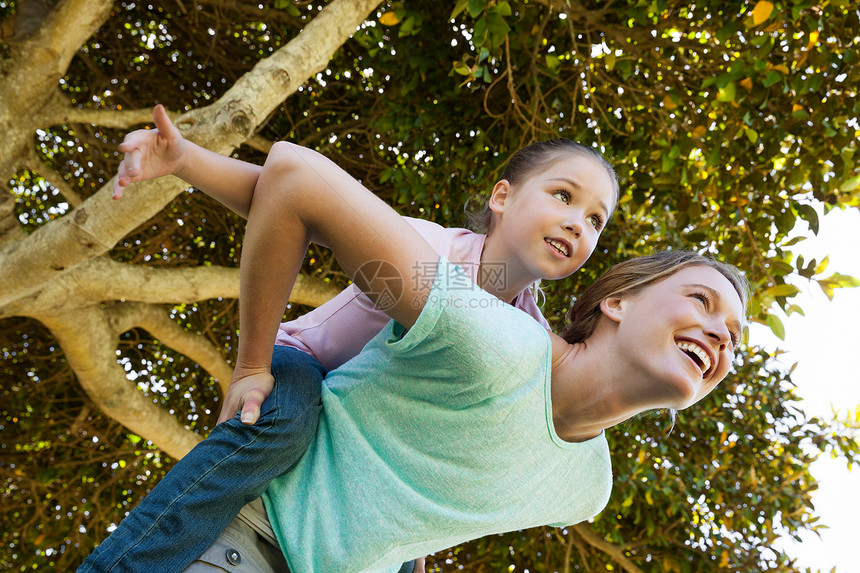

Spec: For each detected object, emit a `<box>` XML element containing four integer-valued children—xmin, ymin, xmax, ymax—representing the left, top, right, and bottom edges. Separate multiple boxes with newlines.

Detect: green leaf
<box><xmin>467</xmin><ymin>0</ymin><xmax>486</xmax><ymax>18</ymax></box>
<box><xmin>839</xmin><ymin>174</ymin><xmax>860</xmax><ymax>193</ymax></box>
<box><xmin>782</xmin><ymin>236</ymin><xmax>807</xmax><ymax>247</ymax></box>
<box><xmin>764</xmin><ymin>284</ymin><xmax>800</xmax><ymax>298</ymax></box>
<box><xmin>493</xmin><ymin>1</ymin><xmax>512</xmax><ymax>16</ymax></box>
<box><xmin>766</xmin><ymin>313</ymin><xmax>786</xmax><ymax>340</ymax></box>
<box><xmin>745</xmin><ymin>128</ymin><xmax>759</xmax><ymax>143</ymax></box>
<box><xmin>605</xmin><ymin>53</ymin><xmax>617</xmax><ymax>71</ymax></box>
<box><xmin>473</xmin><ymin>15</ymin><xmax>486</xmax><ymax>42</ymax></box>
<box><xmin>818</xmin><ymin>273</ymin><xmax>860</xmax><ymax>300</ymax></box>
<box><xmin>450</xmin><ymin>0</ymin><xmax>470</xmax><ymax>19</ymax></box>
<box><xmin>762</xmin><ymin>71</ymin><xmax>782</xmax><ymax>88</ymax></box>
<box><xmin>785</xmin><ymin>304</ymin><xmax>805</xmax><ymax>316</ymax></box>
<box><xmin>796</xmin><ymin>203</ymin><xmax>819</xmax><ymax>235</ymax></box>
<box><xmin>399</xmin><ymin>15</ymin><xmax>415</xmax><ymax>36</ymax></box>
<box><xmin>717</xmin><ymin>82</ymin><xmax>736</xmax><ymax>103</ymax></box>
<box><xmin>485</xmin><ymin>12</ymin><xmax>511</xmax><ymax>40</ymax></box>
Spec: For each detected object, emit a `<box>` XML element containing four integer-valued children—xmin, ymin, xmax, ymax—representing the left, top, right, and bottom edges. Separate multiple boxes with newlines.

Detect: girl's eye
<box><xmin>588</xmin><ymin>214</ymin><xmax>604</xmax><ymax>230</ymax></box>
<box><xmin>730</xmin><ymin>331</ymin><xmax>741</xmax><ymax>347</ymax></box>
<box><xmin>553</xmin><ymin>190</ymin><xmax>570</xmax><ymax>203</ymax></box>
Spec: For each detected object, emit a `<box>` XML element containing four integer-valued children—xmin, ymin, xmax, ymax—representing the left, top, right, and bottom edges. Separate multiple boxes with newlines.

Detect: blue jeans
<box><xmin>79</xmin><ymin>346</ymin><xmax>326</xmax><ymax>573</ymax></box>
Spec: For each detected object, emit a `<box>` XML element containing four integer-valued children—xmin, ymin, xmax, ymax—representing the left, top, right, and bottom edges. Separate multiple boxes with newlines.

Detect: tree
<box><xmin>1</xmin><ymin>0</ymin><xmax>858</xmax><ymax>571</ymax></box>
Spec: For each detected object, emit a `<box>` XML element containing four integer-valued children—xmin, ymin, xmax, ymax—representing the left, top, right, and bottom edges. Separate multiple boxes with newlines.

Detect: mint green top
<box><xmin>264</xmin><ymin>258</ymin><xmax>612</xmax><ymax>572</ymax></box>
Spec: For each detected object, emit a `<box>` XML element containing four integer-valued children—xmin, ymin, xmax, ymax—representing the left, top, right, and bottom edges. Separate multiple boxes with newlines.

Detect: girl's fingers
<box><xmin>118</xmin><ymin>127</ymin><xmax>150</xmax><ymax>152</ymax></box>
<box><xmin>123</xmin><ymin>148</ymin><xmax>141</xmax><ymax>179</ymax></box>
<box><xmin>240</xmin><ymin>389</ymin><xmax>265</xmax><ymax>425</ymax></box>
<box><xmin>117</xmin><ymin>139</ymin><xmax>135</xmax><ymax>153</ymax></box>
<box><xmin>113</xmin><ymin>160</ymin><xmax>129</xmax><ymax>198</ymax></box>
<box><xmin>112</xmin><ymin>176</ymin><xmax>124</xmax><ymax>199</ymax></box>
<box><xmin>152</xmin><ymin>104</ymin><xmax>178</xmax><ymax>139</ymax></box>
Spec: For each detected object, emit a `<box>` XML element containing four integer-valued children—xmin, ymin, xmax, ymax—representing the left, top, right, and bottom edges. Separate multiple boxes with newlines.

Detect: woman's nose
<box><xmin>706</xmin><ymin>321</ymin><xmax>731</xmax><ymax>351</ymax></box>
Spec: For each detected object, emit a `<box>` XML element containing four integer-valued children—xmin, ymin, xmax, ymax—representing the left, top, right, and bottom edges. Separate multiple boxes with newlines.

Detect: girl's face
<box><xmin>489</xmin><ymin>154</ymin><xmax>616</xmax><ymax>283</ymax></box>
<box><xmin>605</xmin><ymin>265</ymin><xmax>744</xmax><ymax>410</ymax></box>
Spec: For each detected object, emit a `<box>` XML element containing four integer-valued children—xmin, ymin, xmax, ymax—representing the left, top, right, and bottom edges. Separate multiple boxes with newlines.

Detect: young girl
<box><xmin>185</xmin><ymin>142</ymin><xmax>747</xmax><ymax>571</ymax></box>
<box><xmin>80</xmin><ymin>106</ymin><xmax>619</xmax><ymax>572</ymax></box>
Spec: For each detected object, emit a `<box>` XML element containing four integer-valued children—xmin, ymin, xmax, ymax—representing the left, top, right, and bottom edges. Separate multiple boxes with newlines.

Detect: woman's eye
<box><xmin>692</xmin><ymin>293</ymin><xmax>709</xmax><ymax>306</ymax></box>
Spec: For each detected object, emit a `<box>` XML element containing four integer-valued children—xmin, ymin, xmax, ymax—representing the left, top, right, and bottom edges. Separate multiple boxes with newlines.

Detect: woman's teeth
<box><xmin>676</xmin><ymin>340</ymin><xmax>711</xmax><ymax>374</ymax></box>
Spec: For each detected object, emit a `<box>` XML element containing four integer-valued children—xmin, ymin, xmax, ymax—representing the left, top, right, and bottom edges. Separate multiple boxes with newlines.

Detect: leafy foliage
<box><xmin>1</xmin><ymin>0</ymin><xmax>859</xmax><ymax>571</ymax></box>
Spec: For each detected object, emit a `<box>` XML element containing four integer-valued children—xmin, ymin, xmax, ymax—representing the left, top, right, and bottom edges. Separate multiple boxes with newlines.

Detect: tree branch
<box><xmin>572</xmin><ymin>524</ymin><xmax>645</xmax><ymax>573</ymax></box>
<box><xmin>0</xmin><ymin>174</ymin><xmax>187</xmax><ymax>309</ymax></box>
<box><xmin>44</xmin><ymin>104</ymin><xmax>165</xmax><ymax>130</ymax></box>
<box><xmin>30</xmin><ymin>0</ymin><xmax>114</xmax><ymax>73</ymax></box>
<box><xmin>243</xmin><ymin>135</ymin><xmax>276</xmax><ymax>154</ymax></box>
<box><xmin>106</xmin><ymin>301</ymin><xmax>234</xmax><ymax>394</ymax></box>
<box><xmin>40</xmin><ymin>308</ymin><xmax>203</xmax><ymax>460</ymax></box>
<box><xmin>0</xmin><ymin>192</ymin><xmax>25</xmax><ymax>249</ymax></box>
<box><xmin>25</xmin><ymin>148</ymin><xmax>84</xmax><ymax>208</ymax></box>
<box><xmin>76</xmin><ymin>256</ymin><xmax>340</xmax><ymax>308</ymax></box>
<box><xmin>0</xmin><ymin>0</ymin><xmax>385</xmax><ymax>310</ymax></box>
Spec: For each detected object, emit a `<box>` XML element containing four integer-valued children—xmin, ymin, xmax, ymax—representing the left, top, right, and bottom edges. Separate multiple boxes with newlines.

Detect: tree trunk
<box><xmin>0</xmin><ymin>0</ymin><xmax>383</xmax><ymax>455</ymax></box>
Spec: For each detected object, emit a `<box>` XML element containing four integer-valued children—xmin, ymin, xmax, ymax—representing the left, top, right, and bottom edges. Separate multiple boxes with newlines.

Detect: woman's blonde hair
<box><xmin>560</xmin><ymin>250</ymin><xmax>750</xmax><ymax>345</ymax></box>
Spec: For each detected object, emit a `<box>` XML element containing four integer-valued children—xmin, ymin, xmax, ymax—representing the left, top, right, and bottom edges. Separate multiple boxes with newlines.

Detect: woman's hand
<box><xmin>113</xmin><ymin>104</ymin><xmax>188</xmax><ymax>199</ymax></box>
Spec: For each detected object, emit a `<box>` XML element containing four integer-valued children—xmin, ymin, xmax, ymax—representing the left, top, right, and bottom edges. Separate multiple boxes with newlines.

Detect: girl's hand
<box><xmin>216</xmin><ymin>370</ymin><xmax>274</xmax><ymax>426</ymax></box>
<box><xmin>113</xmin><ymin>104</ymin><xmax>188</xmax><ymax>199</ymax></box>
<box><xmin>414</xmin><ymin>557</ymin><xmax>426</xmax><ymax>572</ymax></box>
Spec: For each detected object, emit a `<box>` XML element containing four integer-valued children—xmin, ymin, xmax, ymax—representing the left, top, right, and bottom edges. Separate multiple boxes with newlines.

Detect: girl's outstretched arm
<box><xmin>113</xmin><ymin>105</ymin><xmax>261</xmax><ymax>217</ymax></box>
<box><xmin>229</xmin><ymin>141</ymin><xmax>438</xmax><ymax>420</ymax></box>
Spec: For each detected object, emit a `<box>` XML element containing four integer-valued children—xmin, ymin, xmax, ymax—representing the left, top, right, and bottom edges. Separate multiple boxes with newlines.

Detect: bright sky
<box><xmin>749</xmin><ymin>206</ymin><xmax>860</xmax><ymax>572</ymax></box>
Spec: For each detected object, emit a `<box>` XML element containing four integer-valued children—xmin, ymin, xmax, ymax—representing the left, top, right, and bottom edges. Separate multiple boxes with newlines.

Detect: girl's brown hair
<box><xmin>466</xmin><ymin>139</ymin><xmax>620</xmax><ymax>234</ymax></box>
<box><xmin>560</xmin><ymin>250</ymin><xmax>750</xmax><ymax>345</ymax></box>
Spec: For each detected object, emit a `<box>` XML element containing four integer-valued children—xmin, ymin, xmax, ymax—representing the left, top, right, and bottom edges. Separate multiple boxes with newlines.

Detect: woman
<box><xmin>79</xmin><ymin>106</ymin><xmax>619</xmax><ymax>573</ymax></box>
<box><xmin>197</xmin><ymin>142</ymin><xmax>748</xmax><ymax>572</ymax></box>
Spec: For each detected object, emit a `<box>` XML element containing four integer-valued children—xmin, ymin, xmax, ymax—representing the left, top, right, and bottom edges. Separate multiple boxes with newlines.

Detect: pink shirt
<box><xmin>275</xmin><ymin>217</ymin><xmax>551</xmax><ymax>370</ymax></box>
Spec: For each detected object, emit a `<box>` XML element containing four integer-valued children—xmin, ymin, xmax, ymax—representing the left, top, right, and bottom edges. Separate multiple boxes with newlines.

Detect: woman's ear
<box><xmin>488</xmin><ymin>180</ymin><xmax>512</xmax><ymax>215</ymax></box>
<box><xmin>599</xmin><ymin>296</ymin><xmax>625</xmax><ymax>324</ymax></box>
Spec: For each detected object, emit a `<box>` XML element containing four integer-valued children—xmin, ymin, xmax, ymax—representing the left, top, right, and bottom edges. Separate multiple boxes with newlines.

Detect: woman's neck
<box><xmin>547</xmin><ymin>331</ymin><xmax>658</xmax><ymax>443</ymax></box>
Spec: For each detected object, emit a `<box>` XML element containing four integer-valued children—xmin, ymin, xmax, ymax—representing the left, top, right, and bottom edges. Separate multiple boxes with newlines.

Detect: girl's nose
<box><xmin>564</xmin><ymin>217</ymin><xmax>583</xmax><ymax>239</ymax></box>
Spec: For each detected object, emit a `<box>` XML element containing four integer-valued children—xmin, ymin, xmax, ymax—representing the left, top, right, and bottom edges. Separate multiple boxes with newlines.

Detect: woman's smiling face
<box><xmin>606</xmin><ymin>265</ymin><xmax>744</xmax><ymax>410</ymax></box>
